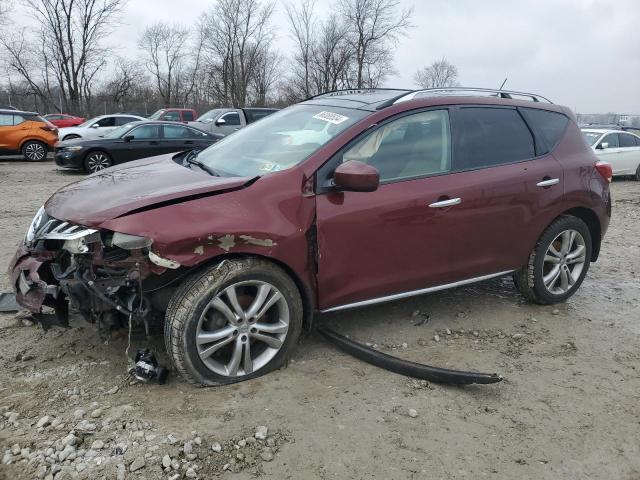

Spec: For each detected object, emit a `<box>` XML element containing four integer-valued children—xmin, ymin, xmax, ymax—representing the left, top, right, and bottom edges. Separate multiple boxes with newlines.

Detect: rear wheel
<box><xmin>22</xmin><ymin>141</ymin><xmax>47</xmax><ymax>161</ymax></box>
<box><xmin>165</xmin><ymin>258</ymin><xmax>303</xmax><ymax>386</ymax></box>
<box><xmin>514</xmin><ymin>215</ymin><xmax>592</xmax><ymax>304</ymax></box>
<box><xmin>84</xmin><ymin>151</ymin><xmax>112</xmax><ymax>173</ymax></box>
<box><xmin>635</xmin><ymin>164</ymin><xmax>640</xmax><ymax>181</ymax></box>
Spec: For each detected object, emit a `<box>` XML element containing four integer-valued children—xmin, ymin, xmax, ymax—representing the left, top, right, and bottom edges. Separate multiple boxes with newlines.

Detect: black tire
<box><xmin>513</xmin><ymin>215</ymin><xmax>592</xmax><ymax>305</ymax></box>
<box><xmin>165</xmin><ymin>258</ymin><xmax>303</xmax><ymax>386</ymax></box>
<box><xmin>635</xmin><ymin>164</ymin><xmax>640</xmax><ymax>181</ymax></box>
<box><xmin>63</xmin><ymin>134</ymin><xmax>81</xmax><ymax>141</ymax></box>
<box><xmin>83</xmin><ymin>151</ymin><xmax>112</xmax><ymax>173</ymax></box>
<box><xmin>21</xmin><ymin>140</ymin><xmax>48</xmax><ymax>161</ymax></box>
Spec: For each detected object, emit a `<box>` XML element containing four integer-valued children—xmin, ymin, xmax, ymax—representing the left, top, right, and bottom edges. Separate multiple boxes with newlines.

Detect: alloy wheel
<box><xmin>86</xmin><ymin>153</ymin><xmax>111</xmax><ymax>173</ymax></box>
<box><xmin>196</xmin><ymin>280</ymin><xmax>290</xmax><ymax>377</ymax></box>
<box><xmin>542</xmin><ymin>229</ymin><xmax>586</xmax><ymax>295</ymax></box>
<box><xmin>24</xmin><ymin>142</ymin><xmax>46</xmax><ymax>161</ymax></box>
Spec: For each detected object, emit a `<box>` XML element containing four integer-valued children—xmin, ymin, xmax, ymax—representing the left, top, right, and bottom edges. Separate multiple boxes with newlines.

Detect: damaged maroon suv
<box><xmin>9</xmin><ymin>88</ymin><xmax>612</xmax><ymax>385</ymax></box>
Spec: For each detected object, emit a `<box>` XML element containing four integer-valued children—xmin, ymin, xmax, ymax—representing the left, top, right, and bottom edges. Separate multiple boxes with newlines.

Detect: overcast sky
<box><xmin>15</xmin><ymin>0</ymin><xmax>640</xmax><ymax>113</ymax></box>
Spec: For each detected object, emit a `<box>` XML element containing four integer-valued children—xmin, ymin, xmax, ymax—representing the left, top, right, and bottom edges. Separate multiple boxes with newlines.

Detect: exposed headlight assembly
<box><xmin>25</xmin><ymin>206</ymin><xmax>47</xmax><ymax>242</ymax></box>
<box><xmin>62</xmin><ymin>146</ymin><xmax>83</xmax><ymax>151</ymax></box>
<box><xmin>112</xmin><ymin>232</ymin><xmax>153</xmax><ymax>250</ymax></box>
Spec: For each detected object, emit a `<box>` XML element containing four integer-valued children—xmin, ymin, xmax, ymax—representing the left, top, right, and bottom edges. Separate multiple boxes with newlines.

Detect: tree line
<box><xmin>0</xmin><ymin>0</ymin><xmax>460</xmax><ymax>117</ymax></box>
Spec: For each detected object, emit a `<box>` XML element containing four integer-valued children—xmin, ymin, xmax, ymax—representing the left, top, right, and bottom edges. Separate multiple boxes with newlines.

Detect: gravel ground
<box><xmin>0</xmin><ymin>158</ymin><xmax>639</xmax><ymax>480</ymax></box>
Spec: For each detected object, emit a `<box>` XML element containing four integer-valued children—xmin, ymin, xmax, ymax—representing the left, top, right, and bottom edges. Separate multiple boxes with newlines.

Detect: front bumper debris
<box><xmin>8</xmin><ymin>213</ymin><xmax>175</xmax><ymax>330</ymax></box>
<box><xmin>318</xmin><ymin>327</ymin><xmax>503</xmax><ymax>385</ymax></box>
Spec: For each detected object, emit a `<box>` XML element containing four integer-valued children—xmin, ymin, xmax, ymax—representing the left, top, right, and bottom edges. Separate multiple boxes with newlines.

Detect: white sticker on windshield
<box><xmin>313</xmin><ymin>111</ymin><xmax>349</xmax><ymax>125</ymax></box>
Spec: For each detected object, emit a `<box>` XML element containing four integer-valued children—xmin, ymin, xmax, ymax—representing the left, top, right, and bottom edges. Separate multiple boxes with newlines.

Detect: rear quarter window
<box><xmin>520</xmin><ymin>108</ymin><xmax>569</xmax><ymax>154</ymax></box>
<box><xmin>454</xmin><ymin>107</ymin><xmax>535</xmax><ymax>170</ymax></box>
<box><xmin>183</xmin><ymin>111</ymin><xmax>194</xmax><ymax>121</ymax></box>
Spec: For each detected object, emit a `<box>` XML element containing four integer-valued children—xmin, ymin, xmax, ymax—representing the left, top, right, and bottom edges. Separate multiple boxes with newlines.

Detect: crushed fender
<box><xmin>317</xmin><ymin>327</ymin><xmax>503</xmax><ymax>385</ymax></box>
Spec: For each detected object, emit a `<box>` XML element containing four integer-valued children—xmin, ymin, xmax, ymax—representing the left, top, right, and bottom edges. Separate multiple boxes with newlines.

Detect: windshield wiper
<box><xmin>184</xmin><ymin>150</ymin><xmax>219</xmax><ymax>177</ymax></box>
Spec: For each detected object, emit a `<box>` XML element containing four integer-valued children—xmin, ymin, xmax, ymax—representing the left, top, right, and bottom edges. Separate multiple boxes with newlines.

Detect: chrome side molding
<box><xmin>321</xmin><ymin>270</ymin><xmax>515</xmax><ymax>313</ymax></box>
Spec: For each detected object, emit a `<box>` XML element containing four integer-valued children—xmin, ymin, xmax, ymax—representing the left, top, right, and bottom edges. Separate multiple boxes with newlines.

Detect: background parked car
<box><xmin>0</xmin><ymin>109</ymin><xmax>58</xmax><ymax>161</ymax></box>
<box><xmin>43</xmin><ymin>113</ymin><xmax>85</xmax><ymax>128</ymax></box>
<box><xmin>58</xmin><ymin>114</ymin><xmax>144</xmax><ymax>141</ymax></box>
<box><xmin>582</xmin><ymin>128</ymin><xmax>640</xmax><ymax>180</ymax></box>
<box><xmin>190</xmin><ymin>107</ymin><xmax>278</xmax><ymax>136</ymax></box>
<box><xmin>55</xmin><ymin>120</ymin><xmax>222</xmax><ymax>173</ymax></box>
<box><xmin>149</xmin><ymin>108</ymin><xmax>197</xmax><ymax>122</ymax></box>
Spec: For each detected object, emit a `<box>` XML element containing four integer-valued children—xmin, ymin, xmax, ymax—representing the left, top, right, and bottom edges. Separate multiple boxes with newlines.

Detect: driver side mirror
<box><xmin>333</xmin><ymin>160</ymin><xmax>379</xmax><ymax>192</ymax></box>
<box><xmin>215</xmin><ymin>118</ymin><xmax>226</xmax><ymax>126</ymax></box>
<box><xmin>90</xmin><ymin>124</ymin><xmax>100</xmax><ymax>128</ymax></box>
<box><xmin>597</xmin><ymin>142</ymin><xmax>609</xmax><ymax>150</ymax></box>
<box><xmin>123</xmin><ymin>135</ymin><xmax>134</xmax><ymax>142</ymax></box>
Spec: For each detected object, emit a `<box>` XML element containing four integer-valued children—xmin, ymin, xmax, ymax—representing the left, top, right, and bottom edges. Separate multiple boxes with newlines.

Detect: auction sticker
<box><xmin>313</xmin><ymin>111</ymin><xmax>349</xmax><ymax>125</ymax></box>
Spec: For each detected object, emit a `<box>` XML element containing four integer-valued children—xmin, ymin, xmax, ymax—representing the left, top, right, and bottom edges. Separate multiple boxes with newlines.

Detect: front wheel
<box><xmin>84</xmin><ymin>151</ymin><xmax>112</xmax><ymax>173</ymax></box>
<box><xmin>22</xmin><ymin>141</ymin><xmax>48</xmax><ymax>161</ymax></box>
<box><xmin>165</xmin><ymin>258</ymin><xmax>303</xmax><ymax>386</ymax></box>
<box><xmin>635</xmin><ymin>164</ymin><xmax>640</xmax><ymax>181</ymax></box>
<box><xmin>514</xmin><ymin>215</ymin><xmax>592</xmax><ymax>304</ymax></box>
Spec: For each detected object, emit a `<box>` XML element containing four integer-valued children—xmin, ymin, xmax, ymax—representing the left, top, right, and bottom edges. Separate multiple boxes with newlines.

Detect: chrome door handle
<box><xmin>429</xmin><ymin>197</ymin><xmax>462</xmax><ymax>208</ymax></box>
<box><xmin>536</xmin><ymin>178</ymin><xmax>559</xmax><ymax>187</ymax></box>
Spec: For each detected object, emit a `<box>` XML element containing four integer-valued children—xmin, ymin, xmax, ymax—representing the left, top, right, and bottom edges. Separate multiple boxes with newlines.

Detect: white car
<box><xmin>583</xmin><ymin>128</ymin><xmax>640</xmax><ymax>180</ymax></box>
<box><xmin>58</xmin><ymin>114</ymin><xmax>145</xmax><ymax>141</ymax></box>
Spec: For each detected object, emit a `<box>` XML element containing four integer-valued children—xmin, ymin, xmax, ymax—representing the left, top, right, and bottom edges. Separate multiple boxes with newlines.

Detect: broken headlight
<box><xmin>111</xmin><ymin>232</ymin><xmax>153</xmax><ymax>250</ymax></box>
<box><xmin>25</xmin><ymin>206</ymin><xmax>47</xmax><ymax>243</ymax></box>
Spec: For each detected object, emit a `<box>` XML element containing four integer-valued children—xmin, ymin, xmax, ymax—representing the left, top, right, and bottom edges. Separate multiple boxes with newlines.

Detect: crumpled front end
<box><xmin>8</xmin><ymin>209</ymin><xmax>180</xmax><ymax>329</ymax></box>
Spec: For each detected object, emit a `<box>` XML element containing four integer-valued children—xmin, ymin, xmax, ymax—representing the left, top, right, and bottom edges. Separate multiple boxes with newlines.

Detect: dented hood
<box><xmin>45</xmin><ymin>154</ymin><xmax>252</xmax><ymax>227</ymax></box>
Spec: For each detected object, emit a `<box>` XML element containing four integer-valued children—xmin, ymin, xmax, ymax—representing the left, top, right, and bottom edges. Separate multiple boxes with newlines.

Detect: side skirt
<box><xmin>321</xmin><ymin>270</ymin><xmax>515</xmax><ymax>313</ymax></box>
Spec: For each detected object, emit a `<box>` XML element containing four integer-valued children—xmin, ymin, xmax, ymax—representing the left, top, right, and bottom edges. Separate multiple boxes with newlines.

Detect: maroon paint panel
<box><xmin>45</xmin><ymin>156</ymin><xmax>251</xmax><ymax>226</ymax></box>
<box><xmin>315</xmin><ymin>154</ymin><xmax>567</xmax><ymax>310</ymax></box>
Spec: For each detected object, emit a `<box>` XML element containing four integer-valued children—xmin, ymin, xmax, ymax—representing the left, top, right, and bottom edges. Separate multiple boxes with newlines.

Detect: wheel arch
<box><xmin>18</xmin><ymin>137</ymin><xmax>49</xmax><ymax>151</ymax></box>
<box><xmin>558</xmin><ymin>207</ymin><xmax>601</xmax><ymax>261</ymax></box>
<box><xmin>187</xmin><ymin>252</ymin><xmax>316</xmax><ymax>330</ymax></box>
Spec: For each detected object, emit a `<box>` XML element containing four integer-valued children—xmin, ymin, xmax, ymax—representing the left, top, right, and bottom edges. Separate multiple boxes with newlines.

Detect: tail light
<box><xmin>595</xmin><ymin>161</ymin><xmax>612</xmax><ymax>183</ymax></box>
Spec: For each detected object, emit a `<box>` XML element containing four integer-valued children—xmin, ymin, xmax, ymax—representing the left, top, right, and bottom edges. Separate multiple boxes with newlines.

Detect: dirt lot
<box><xmin>0</xmin><ymin>159</ymin><xmax>639</xmax><ymax>480</ymax></box>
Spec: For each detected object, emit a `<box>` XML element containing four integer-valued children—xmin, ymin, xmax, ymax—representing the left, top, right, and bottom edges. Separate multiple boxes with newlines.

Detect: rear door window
<box><xmin>115</xmin><ymin>116</ymin><xmax>139</xmax><ymax>126</ymax></box>
<box><xmin>163</xmin><ymin>125</ymin><xmax>191</xmax><ymax>138</ymax></box>
<box><xmin>454</xmin><ymin>107</ymin><xmax>535</xmax><ymax>170</ymax></box>
<box><xmin>520</xmin><ymin>108</ymin><xmax>569</xmax><ymax>153</ymax></box>
<box><xmin>619</xmin><ymin>133</ymin><xmax>637</xmax><ymax>148</ymax></box>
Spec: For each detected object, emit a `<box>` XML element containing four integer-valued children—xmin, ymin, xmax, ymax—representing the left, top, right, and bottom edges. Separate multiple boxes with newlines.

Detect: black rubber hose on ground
<box><xmin>317</xmin><ymin>327</ymin><xmax>503</xmax><ymax>385</ymax></box>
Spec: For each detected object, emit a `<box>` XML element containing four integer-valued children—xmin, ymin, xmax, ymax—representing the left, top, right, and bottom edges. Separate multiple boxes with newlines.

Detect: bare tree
<box><xmin>285</xmin><ymin>0</ymin><xmax>315</xmax><ymax>98</ymax></box>
<box><xmin>338</xmin><ymin>0</ymin><xmax>412</xmax><ymax>88</ymax></box>
<box><xmin>201</xmin><ymin>0</ymin><xmax>276</xmax><ymax>107</ymax></box>
<box><xmin>414</xmin><ymin>58</ymin><xmax>459</xmax><ymax>89</ymax></box>
<box><xmin>103</xmin><ymin>58</ymin><xmax>145</xmax><ymax>111</ymax></box>
<box><xmin>2</xmin><ymin>0</ymin><xmax>125</xmax><ymax>114</ymax></box>
<box><xmin>251</xmin><ymin>50</ymin><xmax>281</xmax><ymax>106</ymax></box>
<box><xmin>310</xmin><ymin>15</ymin><xmax>352</xmax><ymax>94</ymax></box>
<box><xmin>139</xmin><ymin>22</ymin><xmax>203</xmax><ymax>106</ymax></box>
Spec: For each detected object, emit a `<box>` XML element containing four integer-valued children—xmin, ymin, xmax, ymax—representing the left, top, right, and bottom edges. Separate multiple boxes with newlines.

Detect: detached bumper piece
<box><xmin>318</xmin><ymin>327</ymin><xmax>503</xmax><ymax>385</ymax></box>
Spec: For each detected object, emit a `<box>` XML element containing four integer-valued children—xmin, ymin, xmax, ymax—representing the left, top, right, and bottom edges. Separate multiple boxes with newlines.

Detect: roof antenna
<box><xmin>499</xmin><ymin>78</ymin><xmax>508</xmax><ymax>90</ymax></box>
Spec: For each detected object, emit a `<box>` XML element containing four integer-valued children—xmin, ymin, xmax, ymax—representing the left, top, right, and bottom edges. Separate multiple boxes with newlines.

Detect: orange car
<box><xmin>0</xmin><ymin>109</ymin><xmax>58</xmax><ymax>161</ymax></box>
